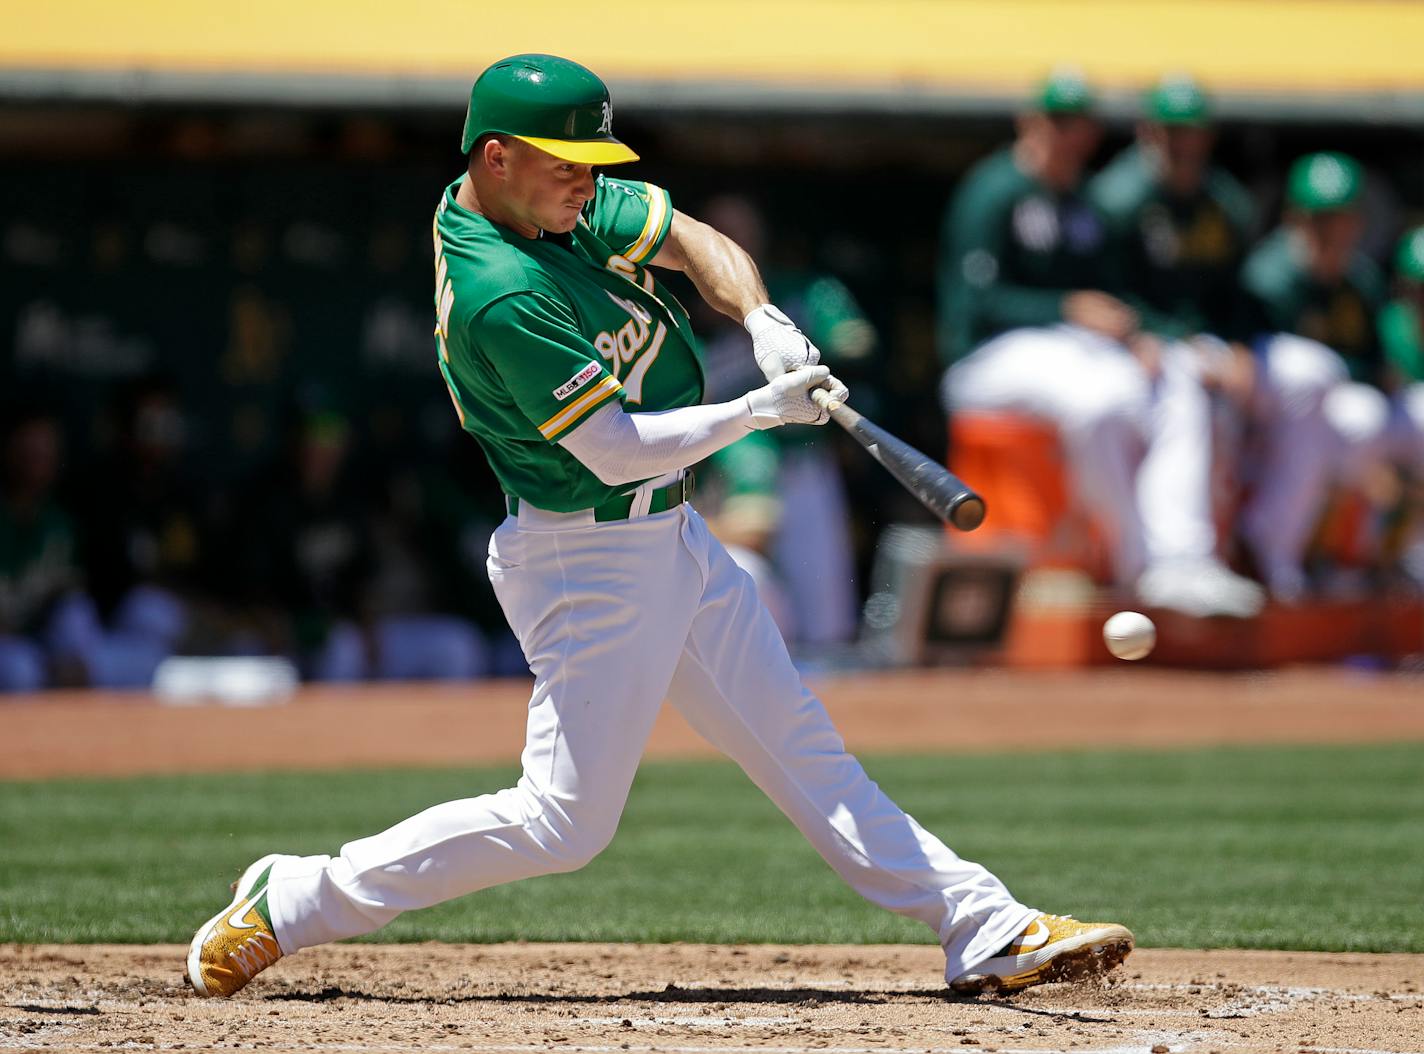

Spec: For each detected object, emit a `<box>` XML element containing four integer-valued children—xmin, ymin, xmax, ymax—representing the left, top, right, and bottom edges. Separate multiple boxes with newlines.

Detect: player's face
<box><xmin>1301</xmin><ymin>210</ymin><xmax>1364</xmax><ymax>284</ymax></box>
<box><xmin>1150</xmin><ymin>124</ymin><xmax>1214</xmax><ymax>194</ymax></box>
<box><xmin>1049</xmin><ymin>113</ymin><xmax>1102</xmax><ymax>166</ymax></box>
<box><xmin>502</xmin><ymin>140</ymin><xmax>597</xmax><ymax>234</ymax></box>
<box><xmin>1020</xmin><ymin>112</ymin><xmax>1100</xmax><ymax>189</ymax></box>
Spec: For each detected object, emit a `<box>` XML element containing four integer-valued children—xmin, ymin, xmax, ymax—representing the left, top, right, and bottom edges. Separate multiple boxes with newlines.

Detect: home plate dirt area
<box><xmin>3</xmin><ymin>943</ymin><xmax>1421</xmax><ymax>1054</ymax></box>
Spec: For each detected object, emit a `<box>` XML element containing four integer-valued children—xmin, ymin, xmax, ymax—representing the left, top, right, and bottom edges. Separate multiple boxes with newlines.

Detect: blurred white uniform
<box><xmin>942</xmin><ymin>324</ymin><xmax>1263</xmax><ymax>617</ymax></box>
<box><xmin>1239</xmin><ymin>336</ymin><xmax>1424</xmax><ymax>598</ymax></box>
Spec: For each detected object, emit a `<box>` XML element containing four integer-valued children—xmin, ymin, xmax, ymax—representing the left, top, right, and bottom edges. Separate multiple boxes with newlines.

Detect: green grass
<box><xmin>1</xmin><ymin>743</ymin><xmax>1422</xmax><ymax>951</ymax></box>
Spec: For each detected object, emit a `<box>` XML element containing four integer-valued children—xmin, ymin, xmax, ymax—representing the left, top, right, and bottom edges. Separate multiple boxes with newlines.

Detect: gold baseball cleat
<box><xmin>950</xmin><ymin>913</ymin><xmax>1134</xmax><ymax>995</ymax></box>
<box><xmin>186</xmin><ymin>854</ymin><xmax>286</xmax><ymax>997</ymax></box>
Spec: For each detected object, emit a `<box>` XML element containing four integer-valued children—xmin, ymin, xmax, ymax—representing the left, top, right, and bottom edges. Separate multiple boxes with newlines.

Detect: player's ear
<box><xmin>482</xmin><ymin>136</ymin><xmax>512</xmax><ymax>180</ymax></box>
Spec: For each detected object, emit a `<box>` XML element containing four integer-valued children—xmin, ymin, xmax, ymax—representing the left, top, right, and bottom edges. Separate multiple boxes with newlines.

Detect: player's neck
<box><xmin>1014</xmin><ymin>140</ymin><xmax>1077</xmax><ymax>194</ymax></box>
<box><xmin>457</xmin><ymin>173</ymin><xmax>539</xmax><ymax>240</ymax></box>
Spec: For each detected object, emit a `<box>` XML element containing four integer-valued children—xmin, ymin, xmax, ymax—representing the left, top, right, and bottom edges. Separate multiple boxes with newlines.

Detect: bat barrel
<box><xmin>949</xmin><ymin>494</ymin><xmax>986</xmax><ymax>532</ymax></box>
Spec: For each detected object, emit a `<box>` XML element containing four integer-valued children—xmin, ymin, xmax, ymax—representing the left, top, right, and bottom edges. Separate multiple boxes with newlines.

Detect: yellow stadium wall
<box><xmin>3</xmin><ymin>0</ymin><xmax>1420</xmax><ymax>97</ymax></box>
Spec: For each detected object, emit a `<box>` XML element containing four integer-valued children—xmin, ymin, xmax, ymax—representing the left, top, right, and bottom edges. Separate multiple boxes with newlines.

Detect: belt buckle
<box><xmin>681</xmin><ymin>469</ymin><xmax>695</xmax><ymax>503</ymax></box>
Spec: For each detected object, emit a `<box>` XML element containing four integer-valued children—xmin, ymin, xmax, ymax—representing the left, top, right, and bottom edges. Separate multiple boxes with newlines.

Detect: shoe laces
<box><xmin>228</xmin><ymin>931</ymin><xmax>280</xmax><ymax>979</ymax></box>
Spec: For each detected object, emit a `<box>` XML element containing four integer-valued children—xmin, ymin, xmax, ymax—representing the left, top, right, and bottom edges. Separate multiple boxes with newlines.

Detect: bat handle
<box><xmin>810</xmin><ymin>388</ymin><xmax>842</xmax><ymax>414</ymax></box>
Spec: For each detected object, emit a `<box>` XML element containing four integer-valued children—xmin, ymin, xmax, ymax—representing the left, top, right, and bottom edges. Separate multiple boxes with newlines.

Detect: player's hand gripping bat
<box><xmin>811</xmin><ymin>389</ymin><xmax>986</xmax><ymax>532</ymax></box>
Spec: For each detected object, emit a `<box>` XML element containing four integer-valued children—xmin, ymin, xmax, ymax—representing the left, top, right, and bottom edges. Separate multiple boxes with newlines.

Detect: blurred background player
<box><xmin>695</xmin><ymin>194</ymin><xmax>875</xmax><ymax>648</ymax></box>
<box><xmin>938</xmin><ymin>71</ymin><xmax>1264</xmax><ymax>618</ymax></box>
<box><xmin>1089</xmin><ymin>75</ymin><xmax>1255</xmax><ymax>350</ymax></box>
<box><xmin>1237</xmin><ymin>152</ymin><xmax>1407</xmax><ymax>598</ymax></box>
<box><xmin>0</xmin><ymin>406</ymin><xmax>174</xmax><ymax>689</ymax></box>
<box><xmin>72</xmin><ymin>377</ymin><xmax>210</xmax><ymax>679</ymax></box>
<box><xmin>229</xmin><ymin>408</ymin><xmax>488</xmax><ymax>681</ymax></box>
<box><xmin>0</xmin><ymin>409</ymin><xmax>82</xmax><ymax>691</ymax></box>
<box><xmin>1378</xmin><ymin>227</ymin><xmax>1424</xmax><ymax>583</ymax></box>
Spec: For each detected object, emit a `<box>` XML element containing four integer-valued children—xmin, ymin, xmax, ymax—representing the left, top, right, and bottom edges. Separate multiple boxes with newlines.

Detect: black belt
<box><xmin>506</xmin><ymin>471</ymin><xmax>694</xmax><ymax>522</ymax></box>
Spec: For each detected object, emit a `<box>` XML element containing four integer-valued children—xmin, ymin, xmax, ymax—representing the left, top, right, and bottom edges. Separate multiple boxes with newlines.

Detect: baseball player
<box><xmin>1379</xmin><ymin>227</ymin><xmax>1424</xmax><ymax>581</ymax></box>
<box><xmin>938</xmin><ymin>71</ymin><xmax>1263</xmax><ymax>618</ymax></box>
<box><xmin>186</xmin><ymin>54</ymin><xmax>1132</xmax><ymax>999</ymax></box>
<box><xmin>1236</xmin><ymin>152</ymin><xmax>1403</xmax><ymax>598</ymax></box>
<box><xmin>1088</xmin><ymin>75</ymin><xmax>1255</xmax><ymax>346</ymax></box>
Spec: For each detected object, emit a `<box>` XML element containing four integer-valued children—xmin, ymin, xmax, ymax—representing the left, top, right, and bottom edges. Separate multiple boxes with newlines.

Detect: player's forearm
<box><xmin>558</xmin><ymin>400</ymin><xmax>756</xmax><ymax>486</ymax></box>
<box><xmin>559</xmin><ymin>367</ymin><xmax>839</xmax><ymax>486</ymax></box>
<box><xmin>655</xmin><ymin>211</ymin><xmax>768</xmax><ymax>323</ymax></box>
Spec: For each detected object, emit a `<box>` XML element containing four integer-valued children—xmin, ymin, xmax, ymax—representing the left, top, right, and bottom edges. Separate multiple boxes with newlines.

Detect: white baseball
<box><xmin>1103</xmin><ymin>611</ymin><xmax>1156</xmax><ymax>661</ymax></box>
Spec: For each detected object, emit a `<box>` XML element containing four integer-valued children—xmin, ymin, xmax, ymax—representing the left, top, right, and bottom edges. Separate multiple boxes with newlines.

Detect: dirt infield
<box><xmin>5</xmin><ymin>670</ymin><xmax>1422</xmax><ymax>1052</ymax></box>
<box><xmin>5</xmin><ymin>667</ymin><xmax>1424</xmax><ymax>779</ymax></box>
<box><xmin>3</xmin><ymin>943</ymin><xmax>1422</xmax><ymax>1054</ymax></box>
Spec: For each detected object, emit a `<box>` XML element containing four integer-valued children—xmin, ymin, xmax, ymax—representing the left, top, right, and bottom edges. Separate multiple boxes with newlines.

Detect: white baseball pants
<box><xmin>266</xmin><ymin>496</ymin><xmax>1035</xmax><ymax>980</ymax></box>
<box><xmin>941</xmin><ymin>325</ymin><xmax>1217</xmax><ymax>583</ymax></box>
<box><xmin>1238</xmin><ymin>336</ymin><xmax>1424</xmax><ymax>595</ymax></box>
<box><xmin>1237</xmin><ymin>335</ymin><xmax>1347</xmax><ymax>594</ymax></box>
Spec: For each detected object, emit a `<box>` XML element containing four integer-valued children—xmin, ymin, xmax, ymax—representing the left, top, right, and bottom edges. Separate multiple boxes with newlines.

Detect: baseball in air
<box><xmin>1103</xmin><ymin>611</ymin><xmax>1156</xmax><ymax>661</ymax></box>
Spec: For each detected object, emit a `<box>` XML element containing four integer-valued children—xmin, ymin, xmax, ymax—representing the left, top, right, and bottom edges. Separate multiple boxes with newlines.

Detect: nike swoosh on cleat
<box><xmin>226</xmin><ymin>898</ymin><xmax>261</xmax><ymax>931</ymax></box>
<box><xmin>1013</xmin><ymin>920</ymin><xmax>1049</xmax><ymax>951</ymax></box>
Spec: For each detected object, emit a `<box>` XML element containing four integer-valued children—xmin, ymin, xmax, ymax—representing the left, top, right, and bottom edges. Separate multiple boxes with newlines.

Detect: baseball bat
<box><xmin>811</xmin><ymin>389</ymin><xmax>986</xmax><ymax>532</ymax></box>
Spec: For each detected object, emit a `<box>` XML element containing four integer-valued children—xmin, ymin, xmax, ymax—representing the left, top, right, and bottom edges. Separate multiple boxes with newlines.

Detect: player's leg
<box><xmin>189</xmin><ymin>511</ymin><xmax>700</xmax><ymax>995</ymax></box>
<box><xmin>665</xmin><ymin>508</ymin><xmax>1128</xmax><ymax>988</ymax></box>
<box><xmin>1395</xmin><ymin>383</ymin><xmax>1424</xmax><ymax>583</ymax></box>
<box><xmin>1239</xmin><ymin>335</ymin><xmax>1349</xmax><ymax>598</ymax></box>
<box><xmin>769</xmin><ymin>446</ymin><xmax>858</xmax><ymax>645</ymax></box>
<box><xmin>1044</xmin><ymin>334</ymin><xmax>1152</xmax><ymax>585</ymax></box>
<box><xmin>1133</xmin><ymin>341</ymin><xmax>1264</xmax><ymax>617</ymax></box>
<box><xmin>944</xmin><ymin>326</ymin><xmax>1152</xmax><ymax>586</ymax></box>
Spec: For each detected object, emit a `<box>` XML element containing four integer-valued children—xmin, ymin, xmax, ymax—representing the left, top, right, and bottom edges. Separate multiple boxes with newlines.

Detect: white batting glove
<box><xmin>820</xmin><ymin>372</ymin><xmax>850</xmax><ymax>408</ymax></box>
<box><xmin>746</xmin><ymin>304</ymin><xmax>820</xmax><ymax>381</ymax></box>
<box><xmin>745</xmin><ymin>365</ymin><xmax>839</xmax><ymax>429</ymax></box>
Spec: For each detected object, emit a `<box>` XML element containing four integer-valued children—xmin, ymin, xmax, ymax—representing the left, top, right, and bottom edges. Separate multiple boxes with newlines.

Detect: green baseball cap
<box><xmin>1146</xmin><ymin>74</ymin><xmax>1210</xmax><ymax>125</ymax></box>
<box><xmin>1035</xmin><ymin>69</ymin><xmax>1096</xmax><ymax>115</ymax></box>
<box><xmin>1397</xmin><ymin>226</ymin><xmax>1424</xmax><ymax>283</ymax></box>
<box><xmin>1287</xmin><ymin>151</ymin><xmax>1363</xmax><ymax>212</ymax></box>
<box><xmin>461</xmin><ymin>53</ymin><xmax>638</xmax><ymax>165</ymax></box>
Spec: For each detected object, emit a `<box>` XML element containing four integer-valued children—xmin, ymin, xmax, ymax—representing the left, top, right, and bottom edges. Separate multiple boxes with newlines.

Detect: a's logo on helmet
<box><xmin>598</xmin><ymin>101</ymin><xmax>613</xmax><ymax>135</ymax></box>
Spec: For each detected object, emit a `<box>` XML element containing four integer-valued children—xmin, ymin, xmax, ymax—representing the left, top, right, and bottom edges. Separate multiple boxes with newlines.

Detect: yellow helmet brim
<box><xmin>513</xmin><ymin>135</ymin><xmax>639</xmax><ymax>165</ymax></box>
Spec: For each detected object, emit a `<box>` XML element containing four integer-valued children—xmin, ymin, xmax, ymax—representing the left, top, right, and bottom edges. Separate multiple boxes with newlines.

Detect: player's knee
<box><xmin>542</xmin><ymin>822</ymin><xmax>617</xmax><ymax>873</ymax></box>
<box><xmin>1263</xmin><ymin>334</ymin><xmax>1348</xmax><ymax>407</ymax></box>
<box><xmin>1325</xmin><ymin>382</ymin><xmax>1391</xmax><ymax>454</ymax></box>
<box><xmin>525</xmin><ymin>794</ymin><xmax>620</xmax><ymax>873</ymax></box>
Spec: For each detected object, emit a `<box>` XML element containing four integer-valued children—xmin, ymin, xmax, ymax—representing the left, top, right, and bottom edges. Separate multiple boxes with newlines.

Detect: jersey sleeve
<box><xmin>936</xmin><ymin>183</ymin><xmax>1065</xmax><ymax>365</ymax></box>
<box><xmin>470</xmin><ymin>291</ymin><xmax>625</xmax><ymax>441</ymax></box>
<box><xmin>1380</xmin><ymin>301</ymin><xmax>1424</xmax><ymax>383</ymax></box>
<box><xmin>583</xmin><ymin>175</ymin><xmax>673</xmax><ymax>264</ymax></box>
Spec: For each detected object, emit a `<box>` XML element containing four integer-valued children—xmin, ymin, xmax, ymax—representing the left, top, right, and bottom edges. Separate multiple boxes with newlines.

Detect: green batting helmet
<box><xmin>1146</xmin><ymin>74</ymin><xmax>1210</xmax><ymax>126</ymax></box>
<box><xmin>1034</xmin><ymin>69</ymin><xmax>1096</xmax><ymax>115</ymax></box>
<box><xmin>1287</xmin><ymin>152</ymin><xmax>1363</xmax><ymax>213</ymax></box>
<box><xmin>1397</xmin><ymin>227</ymin><xmax>1424</xmax><ymax>284</ymax></box>
<box><xmin>461</xmin><ymin>54</ymin><xmax>638</xmax><ymax>165</ymax></box>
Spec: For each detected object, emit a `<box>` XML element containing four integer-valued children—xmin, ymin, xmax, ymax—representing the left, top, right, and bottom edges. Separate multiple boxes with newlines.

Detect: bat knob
<box><xmin>950</xmin><ymin>496</ymin><xmax>986</xmax><ymax>532</ymax></box>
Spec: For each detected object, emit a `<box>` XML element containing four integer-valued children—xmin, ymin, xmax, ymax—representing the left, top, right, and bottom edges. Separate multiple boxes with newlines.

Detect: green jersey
<box><xmin>1241</xmin><ymin>229</ymin><xmax>1387</xmax><ymax>384</ymax></box>
<box><xmin>433</xmin><ymin>174</ymin><xmax>704</xmax><ymax>512</ymax></box>
<box><xmin>937</xmin><ymin>148</ymin><xmax>1113</xmax><ymax>364</ymax></box>
<box><xmin>1379</xmin><ymin>298</ymin><xmax>1424</xmax><ymax>384</ymax></box>
<box><xmin>0</xmin><ymin>498</ymin><xmax>76</xmax><ymax>634</ymax></box>
<box><xmin>1088</xmin><ymin>145</ymin><xmax>1255</xmax><ymax>340</ymax></box>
